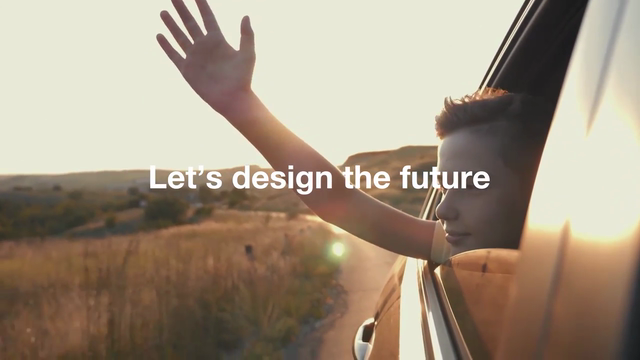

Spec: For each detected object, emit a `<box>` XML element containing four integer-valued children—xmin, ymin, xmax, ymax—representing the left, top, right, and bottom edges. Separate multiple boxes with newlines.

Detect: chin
<box><xmin>450</xmin><ymin>245</ymin><xmax>474</xmax><ymax>257</ymax></box>
<box><xmin>449</xmin><ymin>241</ymin><xmax>484</xmax><ymax>257</ymax></box>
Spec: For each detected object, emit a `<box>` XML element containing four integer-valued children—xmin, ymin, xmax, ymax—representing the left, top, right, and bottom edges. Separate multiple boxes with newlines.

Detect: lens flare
<box><xmin>331</xmin><ymin>242</ymin><xmax>345</xmax><ymax>257</ymax></box>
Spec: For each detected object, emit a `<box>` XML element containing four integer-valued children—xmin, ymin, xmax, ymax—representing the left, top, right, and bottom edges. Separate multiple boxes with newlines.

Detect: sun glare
<box><xmin>331</xmin><ymin>242</ymin><xmax>346</xmax><ymax>257</ymax></box>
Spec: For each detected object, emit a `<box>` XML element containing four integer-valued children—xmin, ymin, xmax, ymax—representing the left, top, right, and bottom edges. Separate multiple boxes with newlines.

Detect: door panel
<box><xmin>496</xmin><ymin>0</ymin><xmax>639</xmax><ymax>358</ymax></box>
<box><xmin>373</xmin><ymin>256</ymin><xmax>407</xmax><ymax>322</ymax></box>
<box><xmin>367</xmin><ymin>186</ymin><xmax>436</xmax><ymax>358</ymax></box>
<box><xmin>541</xmin><ymin>0</ymin><xmax>640</xmax><ymax>357</ymax></box>
<box><xmin>368</xmin><ymin>298</ymin><xmax>400</xmax><ymax>360</ymax></box>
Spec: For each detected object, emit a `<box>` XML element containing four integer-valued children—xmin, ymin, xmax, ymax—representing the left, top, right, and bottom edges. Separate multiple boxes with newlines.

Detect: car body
<box><xmin>353</xmin><ymin>0</ymin><xmax>640</xmax><ymax>358</ymax></box>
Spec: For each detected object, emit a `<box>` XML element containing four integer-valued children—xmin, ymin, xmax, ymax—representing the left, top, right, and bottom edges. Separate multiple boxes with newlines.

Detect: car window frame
<box><xmin>417</xmin><ymin>0</ymin><xmax>552</xmax><ymax>358</ymax></box>
<box><xmin>405</xmin><ymin>185</ymin><xmax>456</xmax><ymax>360</ymax></box>
<box><xmin>479</xmin><ymin>0</ymin><xmax>540</xmax><ymax>90</ymax></box>
<box><xmin>422</xmin><ymin>185</ymin><xmax>479</xmax><ymax>360</ymax></box>
<box><xmin>419</xmin><ymin>186</ymin><xmax>438</xmax><ymax>221</ymax></box>
<box><xmin>420</xmin><ymin>187</ymin><xmax>474</xmax><ymax>360</ymax></box>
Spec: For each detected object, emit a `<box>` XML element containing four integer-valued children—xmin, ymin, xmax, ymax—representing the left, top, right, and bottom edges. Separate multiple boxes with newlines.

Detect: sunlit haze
<box><xmin>1</xmin><ymin>0</ymin><xmax>523</xmax><ymax>175</ymax></box>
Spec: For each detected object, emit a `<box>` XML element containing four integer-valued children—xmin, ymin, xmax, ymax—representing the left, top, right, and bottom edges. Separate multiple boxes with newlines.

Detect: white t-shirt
<box><xmin>430</xmin><ymin>220</ymin><xmax>452</xmax><ymax>263</ymax></box>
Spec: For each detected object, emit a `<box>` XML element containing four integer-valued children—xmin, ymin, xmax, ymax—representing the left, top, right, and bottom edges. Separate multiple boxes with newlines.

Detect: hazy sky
<box><xmin>1</xmin><ymin>0</ymin><xmax>523</xmax><ymax>175</ymax></box>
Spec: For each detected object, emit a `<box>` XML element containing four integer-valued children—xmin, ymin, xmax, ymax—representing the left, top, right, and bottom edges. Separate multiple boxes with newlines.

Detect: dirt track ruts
<box><xmin>284</xmin><ymin>221</ymin><xmax>399</xmax><ymax>360</ymax></box>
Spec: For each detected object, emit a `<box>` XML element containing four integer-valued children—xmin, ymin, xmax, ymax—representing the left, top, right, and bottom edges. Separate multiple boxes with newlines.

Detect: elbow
<box><xmin>298</xmin><ymin>188</ymin><xmax>353</xmax><ymax>224</ymax></box>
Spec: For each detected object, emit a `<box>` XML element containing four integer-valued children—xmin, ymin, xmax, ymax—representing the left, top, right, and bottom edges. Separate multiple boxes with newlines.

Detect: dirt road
<box><xmin>284</xmin><ymin>225</ymin><xmax>400</xmax><ymax>360</ymax></box>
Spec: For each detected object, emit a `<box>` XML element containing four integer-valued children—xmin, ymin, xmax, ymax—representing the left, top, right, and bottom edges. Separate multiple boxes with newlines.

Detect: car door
<box><xmin>355</xmin><ymin>184</ymin><xmax>446</xmax><ymax>360</ymax></box>
<box><xmin>360</xmin><ymin>188</ymin><xmax>436</xmax><ymax>360</ymax></box>
<box><xmin>419</xmin><ymin>0</ymin><xmax>639</xmax><ymax>359</ymax></box>
<box><xmin>496</xmin><ymin>0</ymin><xmax>640</xmax><ymax>358</ymax></box>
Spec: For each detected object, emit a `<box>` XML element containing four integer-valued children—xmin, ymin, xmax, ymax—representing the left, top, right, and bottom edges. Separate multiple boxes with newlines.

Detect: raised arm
<box><xmin>215</xmin><ymin>91</ymin><xmax>438</xmax><ymax>259</ymax></box>
<box><xmin>156</xmin><ymin>0</ymin><xmax>439</xmax><ymax>260</ymax></box>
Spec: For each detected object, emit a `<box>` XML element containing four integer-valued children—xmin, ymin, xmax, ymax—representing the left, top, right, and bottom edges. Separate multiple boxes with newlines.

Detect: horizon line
<box><xmin>0</xmin><ymin>145</ymin><xmax>438</xmax><ymax>177</ymax></box>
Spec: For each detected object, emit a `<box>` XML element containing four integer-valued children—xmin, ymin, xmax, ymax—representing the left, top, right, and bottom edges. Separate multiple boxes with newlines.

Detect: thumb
<box><xmin>239</xmin><ymin>16</ymin><xmax>255</xmax><ymax>56</ymax></box>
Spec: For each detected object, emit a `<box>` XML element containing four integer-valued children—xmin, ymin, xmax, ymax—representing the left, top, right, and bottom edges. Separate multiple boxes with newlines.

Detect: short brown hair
<box><xmin>434</xmin><ymin>88</ymin><xmax>555</xmax><ymax>192</ymax></box>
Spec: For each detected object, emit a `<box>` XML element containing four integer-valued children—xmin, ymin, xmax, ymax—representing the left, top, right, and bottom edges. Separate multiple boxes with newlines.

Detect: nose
<box><xmin>435</xmin><ymin>192</ymin><xmax>459</xmax><ymax>222</ymax></box>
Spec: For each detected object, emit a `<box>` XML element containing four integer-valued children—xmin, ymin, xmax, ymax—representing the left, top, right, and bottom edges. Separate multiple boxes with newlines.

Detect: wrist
<box><xmin>213</xmin><ymin>89</ymin><xmax>261</xmax><ymax>119</ymax></box>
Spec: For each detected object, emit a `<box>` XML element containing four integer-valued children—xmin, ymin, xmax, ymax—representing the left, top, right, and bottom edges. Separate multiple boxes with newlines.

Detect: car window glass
<box><xmin>429</xmin><ymin>192</ymin><xmax>442</xmax><ymax>221</ymax></box>
<box><xmin>420</xmin><ymin>187</ymin><xmax>437</xmax><ymax>220</ymax></box>
<box><xmin>433</xmin><ymin>249</ymin><xmax>519</xmax><ymax>359</ymax></box>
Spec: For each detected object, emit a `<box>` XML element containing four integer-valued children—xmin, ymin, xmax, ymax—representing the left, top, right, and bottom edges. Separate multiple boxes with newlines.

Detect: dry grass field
<box><xmin>0</xmin><ymin>210</ymin><xmax>341</xmax><ymax>359</ymax></box>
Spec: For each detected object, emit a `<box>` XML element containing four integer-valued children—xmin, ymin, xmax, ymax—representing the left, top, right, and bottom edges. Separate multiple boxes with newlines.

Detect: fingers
<box><xmin>160</xmin><ymin>10</ymin><xmax>192</xmax><ymax>53</ymax></box>
<box><xmin>156</xmin><ymin>34</ymin><xmax>184</xmax><ymax>68</ymax></box>
<box><xmin>239</xmin><ymin>16</ymin><xmax>255</xmax><ymax>57</ymax></box>
<box><xmin>195</xmin><ymin>0</ymin><xmax>220</xmax><ymax>33</ymax></box>
<box><xmin>172</xmin><ymin>0</ymin><xmax>205</xmax><ymax>40</ymax></box>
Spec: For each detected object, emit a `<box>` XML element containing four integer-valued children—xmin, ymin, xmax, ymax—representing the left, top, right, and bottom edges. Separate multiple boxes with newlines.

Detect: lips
<box><xmin>444</xmin><ymin>230</ymin><xmax>470</xmax><ymax>245</ymax></box>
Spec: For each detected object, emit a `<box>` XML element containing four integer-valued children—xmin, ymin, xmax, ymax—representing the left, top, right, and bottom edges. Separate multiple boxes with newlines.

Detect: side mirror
<box><xmin>352</xmin><ymin>317</ymin><xmax>375</xmax><ymax>360</ymax></box>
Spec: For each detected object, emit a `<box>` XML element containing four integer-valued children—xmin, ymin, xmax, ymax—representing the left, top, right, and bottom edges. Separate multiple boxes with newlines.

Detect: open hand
<box><xmin>157</xmin><ymin>0</ymin><xmax>256</xmax><ymax>113</ymax></box>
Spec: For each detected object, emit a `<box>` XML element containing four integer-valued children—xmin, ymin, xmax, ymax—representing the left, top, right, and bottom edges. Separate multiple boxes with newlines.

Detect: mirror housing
<box><xmin>352</xmin><ymin>317</ymin><xmax>375</xmax><ymax>360</ymax></box>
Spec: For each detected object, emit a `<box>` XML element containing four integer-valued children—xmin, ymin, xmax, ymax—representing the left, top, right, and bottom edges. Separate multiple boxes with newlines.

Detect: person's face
<box><xmin>435</xmin><ymin>127</ymin><xmax>529</xmax><ymax>256</ymax></box>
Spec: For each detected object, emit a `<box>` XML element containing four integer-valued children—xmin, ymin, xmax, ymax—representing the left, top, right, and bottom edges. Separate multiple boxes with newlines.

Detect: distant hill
<box><xmin>0</xmin><ymin>166</ymin><xmax>266</xmax><ymax>192</ymax></box>
<box><xmin>0</xmin><ymin>145</ymin><xmax>438</xmax><ymax>216</ymax></box>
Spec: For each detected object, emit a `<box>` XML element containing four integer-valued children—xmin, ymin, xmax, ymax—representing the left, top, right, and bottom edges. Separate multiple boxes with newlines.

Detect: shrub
<box><xmin>143</xmin><ymin>196</ymin><xmax>189</xmax><ymax>228</ymax></box>
<box><xmin>127</xmin><ymin>197</ymin><xmax>141</xmax><ymax>209</ymax></box>
<box><xmin>127</xmin><ymin>186</ymin><xmax>140</xmax><ymax>197</ymax></box>
<box><xmin>194</xmin><ymin>205</ymin><xmax>214</xmax><ymax>218</ymax></box>
<box><xmin>227</xmin><ymin>189</ymin><xmax>249</xmax><ymax>209</ymax></box>
<box><xmin>55</xmin><ymin>200</ymin><xmax>95</xmax><ymax>229</ymax></box>
<box><xmin>105</xmin><ymin>214</ymin><xmax>117</xmax><ymax>229</ymax></box>
<box><xmin>68</xmin><ymin>190</ymin><xmax>83</xmax><ymax>201</ymax></box>
<box><xmin>12</xmin><ymin>186</ymin><xmax>33</xmax><ymax>192</ymax></box>
<box><xmin>198</xmin><ymin>187</ymin><xmax>216</xmax><ymax>205</ymax></box>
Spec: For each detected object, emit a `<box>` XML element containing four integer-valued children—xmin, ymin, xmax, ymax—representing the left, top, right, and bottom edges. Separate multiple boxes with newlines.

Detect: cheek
<box><xmin>493</xmin><ymin>189</ymin><xmax>528</xmax><ymax>226</ymax></box>
<box><xmin>466</xmin><ymin>190</ymin><xmax>517</xmax><ymax>224</ymax></box>
<box><xmin>458</xmin><ymin>191</ymin><xmax>503</xmax><ymax>223</ymax></box>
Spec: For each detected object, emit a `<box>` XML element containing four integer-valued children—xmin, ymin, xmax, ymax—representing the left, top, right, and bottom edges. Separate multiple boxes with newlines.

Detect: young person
<box><xmin>155</xmin><ymin>0</ymin><xmax>555</xmax><ymax>261</ymax></box>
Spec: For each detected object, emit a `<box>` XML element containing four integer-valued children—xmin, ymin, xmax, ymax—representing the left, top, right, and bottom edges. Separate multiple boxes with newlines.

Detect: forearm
<box><xmin>218</xmin><ymin>91</ymin><xmax>351</xmax><ymax>217</ymax></box>
<box><xmin>217</xmin><ymin>91</ymin><xmax>436</xmax><ymax>259</ymax></box>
